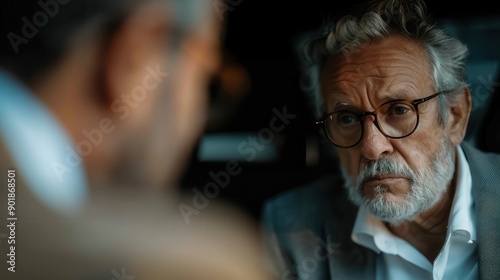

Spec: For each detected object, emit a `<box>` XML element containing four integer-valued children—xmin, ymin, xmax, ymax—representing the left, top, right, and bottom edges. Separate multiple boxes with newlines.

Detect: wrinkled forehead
<box><xmin>320</xmin><ymin>35</ymin><xmax>434</xmax><ymax>103</ymax></box>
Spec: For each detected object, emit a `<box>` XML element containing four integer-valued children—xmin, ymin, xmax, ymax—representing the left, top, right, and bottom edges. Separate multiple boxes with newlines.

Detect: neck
<box><xmin>388</xmin><ymin>180</ymin><xmax>457</xmax><ymax>262</ymax></box>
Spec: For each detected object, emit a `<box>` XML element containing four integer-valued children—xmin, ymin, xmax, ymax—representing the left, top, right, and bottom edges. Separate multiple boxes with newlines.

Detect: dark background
<box><xmin>180</xmin><ymin>0</ymin><xmax>500</xmax><ymax>221</ymax></box>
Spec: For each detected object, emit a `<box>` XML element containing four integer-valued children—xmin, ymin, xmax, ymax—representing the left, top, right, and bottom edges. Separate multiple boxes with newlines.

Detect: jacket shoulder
<box><xmin>262</xmin><ymin>174</ymin><xmax>351</xmax><ymax>233</ymax></box>
<box><xmin>461</xmin><ymin>141</ymin><xmax>500</xmax><ymax>194</ymax></box>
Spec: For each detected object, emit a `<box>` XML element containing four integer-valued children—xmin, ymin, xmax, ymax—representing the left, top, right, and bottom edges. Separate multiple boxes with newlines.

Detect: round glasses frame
<box><xmin>315</xmin><ymin>91</ymin><xmax>451</xmax><ymax>148</ymax></box>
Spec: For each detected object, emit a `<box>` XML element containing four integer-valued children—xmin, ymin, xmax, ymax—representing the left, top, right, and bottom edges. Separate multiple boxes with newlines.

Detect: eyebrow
<box><xmin>330</xmin><ymin>92</ymin><xmax>412</xmax><ymax>113</ymax></box>
<box><xmin>333</xmin><ymin>100</ymin><xmax>351</xmax><ymax>110</ymax></box>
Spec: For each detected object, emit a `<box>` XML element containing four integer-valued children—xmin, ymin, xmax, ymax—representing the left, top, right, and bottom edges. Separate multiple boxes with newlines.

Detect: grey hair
<box><xmin>298</xmin><ymin>0</ymin><xmax>469</xmax><ymax>124</ymax></box>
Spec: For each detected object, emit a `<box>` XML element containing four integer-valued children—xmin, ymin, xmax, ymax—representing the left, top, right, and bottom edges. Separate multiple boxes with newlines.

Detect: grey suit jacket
<box><xmin>262</xmin><ymin>141</ymin><xmax>500</xmax><ymax>280</ymax></box>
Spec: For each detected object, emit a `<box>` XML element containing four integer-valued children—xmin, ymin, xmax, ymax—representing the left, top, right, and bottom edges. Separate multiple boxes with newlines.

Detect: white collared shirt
<box><xmin>351</xmin><ymin>145</ymin><xmax>478</xmax><ymax>280</ymax></box>
<box><xmin>0</xmin><ymin>70</ymin><xmax>88</xmax><ymax>215</ymax></box>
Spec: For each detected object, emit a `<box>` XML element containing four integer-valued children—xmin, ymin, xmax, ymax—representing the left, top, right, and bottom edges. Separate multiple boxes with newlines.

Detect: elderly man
<box><xmin>0</xmin><ymin>0</ymin><xmax>269</xmax><ymax>279</ymax></box>
<box><xmin>262</xmin><ymin>0</ymin><xmax>500</xmax><ymax>279</ymax></box>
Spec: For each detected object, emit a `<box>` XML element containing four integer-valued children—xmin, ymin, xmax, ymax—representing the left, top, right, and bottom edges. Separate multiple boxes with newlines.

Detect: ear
<box><xmin>101</xmin><ymin>2</ymin><xmax>171</xmax><ymax>117</ymax></box>
<box><xmin>447</xmin><ymin>87</ymin><xmax>472</xmax><ymax>146</ymax></box>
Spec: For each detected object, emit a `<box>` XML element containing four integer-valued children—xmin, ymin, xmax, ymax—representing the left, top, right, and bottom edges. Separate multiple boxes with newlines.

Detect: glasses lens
<box><xmin>377</xmin><ymin>101</ymin><xmax>418</xmax><ymax>137</ymax></box>
<box><xmin>323</xmin><ymin>101</ymin><xmax>419</xmax><ymax>147</ymax></box>
<box><xmin>325</xmin><ymin>111</ymin><xmax>362</xmax><ymax>147</ymax></box>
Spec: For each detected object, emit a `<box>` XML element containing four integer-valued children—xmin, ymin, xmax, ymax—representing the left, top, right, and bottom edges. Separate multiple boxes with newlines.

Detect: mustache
<box><xmin>355</xmin><ymin>157</ymin><xmax>415</xmax><ymax>186</ymax></box>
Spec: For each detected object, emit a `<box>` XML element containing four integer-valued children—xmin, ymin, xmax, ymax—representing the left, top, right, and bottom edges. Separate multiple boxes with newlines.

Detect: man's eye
<box><xmin>336</xmin><ymin>113</ymin><xmax>358</xmax><ymax>127</ymax></box>
<box><xmin>388</xmin><ymin>104</ymin><xmax>412</xmax><ymax>116</ymax></box>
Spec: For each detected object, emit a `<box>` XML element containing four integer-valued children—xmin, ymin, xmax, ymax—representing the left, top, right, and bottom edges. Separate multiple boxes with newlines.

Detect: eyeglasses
<box><xmin>315</xmin><ymin>91</ymin><xmax>449</xmax><ymax>148</ymax></box>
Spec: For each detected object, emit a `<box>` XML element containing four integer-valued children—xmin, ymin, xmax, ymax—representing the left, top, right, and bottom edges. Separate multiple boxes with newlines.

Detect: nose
<box><xmin>359</xmin><ymin>116</ymin><xmax>393</xmax><ymax>160</ymax></box>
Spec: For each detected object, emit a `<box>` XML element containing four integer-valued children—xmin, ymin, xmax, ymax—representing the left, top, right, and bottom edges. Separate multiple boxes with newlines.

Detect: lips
<box><xmin>361</xmin><ymin>175</ymin><xmax>406</xmax><ymax>187</ymax></box>
<box><xmin>359</xmin><ymin>175</ymin><xmax>409</xmax><ymax>199</ymax></box>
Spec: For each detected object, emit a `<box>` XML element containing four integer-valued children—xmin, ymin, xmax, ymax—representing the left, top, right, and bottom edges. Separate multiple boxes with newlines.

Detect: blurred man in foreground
<box><xmin>0</xmin><ymin>0</ymin><xmax>270</xmax><ymax>279</ymax></box>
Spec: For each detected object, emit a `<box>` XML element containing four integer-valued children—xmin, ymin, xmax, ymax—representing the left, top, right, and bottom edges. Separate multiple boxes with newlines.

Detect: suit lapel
<box><xmin>474</xmin><ymin>187</ymin><xmax>500</xmax><ymax>280</ymax></box>
<box><xmin>324</xmin><ymin>220</ymin><xmax>376</xmax><ymax>280</ymax></box>
<box><xmin>461</xmin><ymin>142</ymin><xmax>500</xmax><ymax>279</ymax></box>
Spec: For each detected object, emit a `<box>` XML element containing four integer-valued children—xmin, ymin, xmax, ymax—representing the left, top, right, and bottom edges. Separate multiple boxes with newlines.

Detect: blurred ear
<box><xmin>447</xmin><ymin>87</ymin><xmax>472</xmax><ymax>146</ymax></box>
<box><xmin>102</xmin><ymin>2</ymin><xmax>171</xmax><ymax>118</ymax></box>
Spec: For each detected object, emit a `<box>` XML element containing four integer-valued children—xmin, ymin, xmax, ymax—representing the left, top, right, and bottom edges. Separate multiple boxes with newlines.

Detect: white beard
<box><xmin>341</xmin><ymin>137</ymin><xmax>455</xmax><ymax>225</ymax></box>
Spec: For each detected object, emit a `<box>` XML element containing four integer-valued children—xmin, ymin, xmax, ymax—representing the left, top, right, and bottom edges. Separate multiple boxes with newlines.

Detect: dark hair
<box><xmin>0</xmin><ymin>0</ymin><xmax>213</xmax><ymax>85</ymax></box>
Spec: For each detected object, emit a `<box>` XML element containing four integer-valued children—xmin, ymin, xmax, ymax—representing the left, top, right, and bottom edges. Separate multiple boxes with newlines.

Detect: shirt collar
<box><xmin>0</xmin><ymin>70</ymin><xmax>88</xmax><ymax>215</ymax></box>
<box><xmin>351</xmin><ymin>205</ymin><xmax>384</xmax><ymax>254</ymax></box>
<box><xmin>448</xmin><ymin>144</ymin><xmax>476</xmax><ymax>241</ymax></box>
